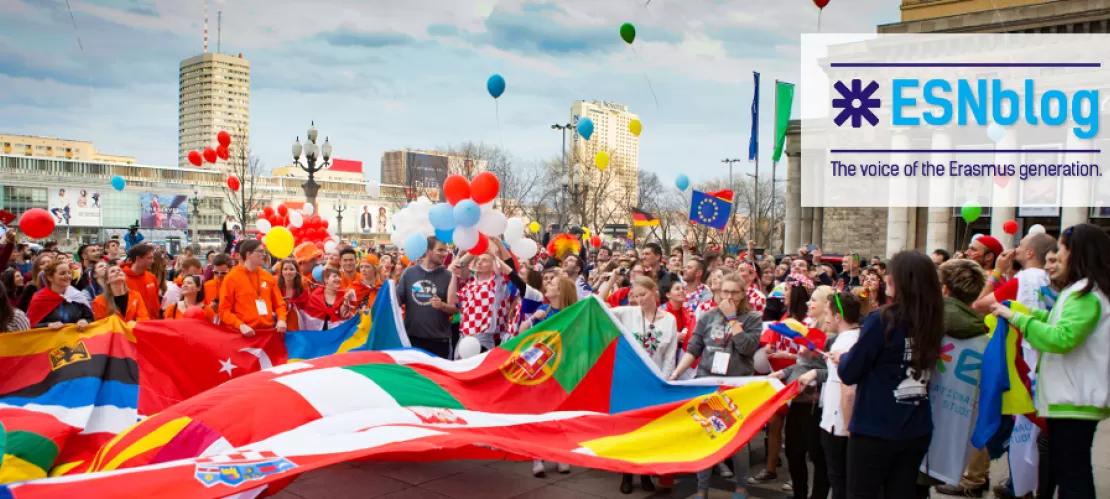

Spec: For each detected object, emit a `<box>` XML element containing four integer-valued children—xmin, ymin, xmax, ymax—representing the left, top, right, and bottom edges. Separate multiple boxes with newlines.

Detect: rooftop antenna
<box><xmin>203</xmin><ymin>0</ymin><xmax>208</xmax><ymax>53</ymax></box>
<box><xmin>217</xmin><ymin>11</ymin><xmax>222</xmax><ymax>53</ymax></box>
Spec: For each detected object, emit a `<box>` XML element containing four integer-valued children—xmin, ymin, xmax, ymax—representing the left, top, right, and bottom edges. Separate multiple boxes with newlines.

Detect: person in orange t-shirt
<box><xmin>204</xmin><ymin>253</ymin><xmax>232</xmax><ymax>307</ymax></box>
<box><xmin>350</xmin><ymin>256</ymin><xmax>381</xmax><ymax>311</ymax></box>
<box><xmin>164</xmin><ymin>275</ymin><xmax>216</xmax><ymax>321</ymax></box>
<box><xmin>219</xmin><ymin>239</ymin><xmax>288</xmax><ymax>336</ymax></box>
<box><xmin>93</xmin><ymin>265</ymin><xmax>150</xmax><ymax>322</ymax></box>
<box><xmin>338</xmin><ymin>248</ymin><xmax>360</xmax><ymax>292</ymax></box>
<box><xmin>121</xmin><ymin>244</ymin><xmax>161</xmax><ymax>320</ymax></box>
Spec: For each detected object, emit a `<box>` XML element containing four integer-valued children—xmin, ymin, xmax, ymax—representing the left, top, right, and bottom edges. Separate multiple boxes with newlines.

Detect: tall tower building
<box><xmin>178</xmin><ymin>52</ymin><xmax>250</xmax><ymax>168</ymax></box>
<box><xmin>570</xmin><ymin>100</ymin><xmax>640</xmax><ymax>216</ymax></box>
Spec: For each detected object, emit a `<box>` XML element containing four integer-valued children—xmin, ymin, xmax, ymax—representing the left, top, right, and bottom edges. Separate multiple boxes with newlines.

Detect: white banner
<box><xmin>921</xmin><ymin>335</ymin><xmax>989</xmax><ymax>484</ymax></box>
<box><xmin>48</xmin><ymin>188</ymin><xmax>102</xmax><ymax>227</ymax></box>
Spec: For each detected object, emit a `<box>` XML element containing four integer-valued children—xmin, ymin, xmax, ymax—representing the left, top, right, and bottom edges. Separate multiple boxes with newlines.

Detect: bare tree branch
<box><xmin>220</xmin><ymin>129</ymin><xmax>266</xmax><ymax>230</ymax></box>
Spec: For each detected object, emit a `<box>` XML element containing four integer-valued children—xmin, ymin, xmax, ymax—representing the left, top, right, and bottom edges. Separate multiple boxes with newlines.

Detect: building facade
<box><xmin>380</xmin><ymin>150</ymin><xmax>488</xmax><ymax>199</ymax></box>
<box><xmin>0</xmin><ymin>134</ymin><xmax>135</xmax><ymax>165</ymax></box>
<box><xmin>272</xmin><ymin>158</ymin><xmax>365</xmax><ymax>182</ymax></box>
<box><xmin>784</xmin><ymin>0</ymin><xmax>1110</xmax><ymax>258</ymax></box>
<box><xmin>178</xmin><ymin>53</ymin><xmax>251</xmax><ymax>169</ymax></box>
<box><xmin>569</xmin><ymin>100</ymin><xmax>640</xmax><ymax>210</ymax></box>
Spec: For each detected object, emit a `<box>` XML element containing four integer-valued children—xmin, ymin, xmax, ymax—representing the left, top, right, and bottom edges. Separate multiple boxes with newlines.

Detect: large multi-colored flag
<box><xmin>689</xmin><ymin>190</ymin><xmax>734</xmax><ymax>231</ymax></box>
<box><xmin>2</xmin><ymin>298</ymin><xmax>798</xmax><ymax>499</ymax></box>
<box><xmin>971</xmin><ymin>300</ymin><xmax>1036</xmax><ymax>450</ymax></box>
<box><xmin>0</xmin><ymin>317</ymin><xmax>139</xmax><ymax>481</ymax></box>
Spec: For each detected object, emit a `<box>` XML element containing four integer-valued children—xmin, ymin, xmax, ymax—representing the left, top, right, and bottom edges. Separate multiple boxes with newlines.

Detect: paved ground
<box><xmin>276</xmin><ymin>422</ymin><xmax>1110</xmax><ymax>499</ymax></box>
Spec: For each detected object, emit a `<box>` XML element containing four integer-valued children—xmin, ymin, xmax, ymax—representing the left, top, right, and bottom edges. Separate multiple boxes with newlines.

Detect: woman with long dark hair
<box><xmin>835</xmin><ymin>250</ymin><xmax>945</xmax><ymax>498</ymax></box>
<box><xmin>19</xmin><ymin>253</ymin><xmax>54</xmax><ymax>312</ymax></box>
<box><xmin>278</xmin><ymin>259</ymin><xmax>308</xmax><ymax>331</ymax></box>
<box><xmin>0</xmin><ymin>281</ymin><xmax>30</xmax><ymax>332</ymax></box>
<box><xmin>991</xmin><ymin>224</ymin><xmax>1110</xmax><ymax>498</ymax></box>
<box><xmin>3</xmin><ymin>268</ymin><xmax>26</xmax><ymax>309</ymax></box>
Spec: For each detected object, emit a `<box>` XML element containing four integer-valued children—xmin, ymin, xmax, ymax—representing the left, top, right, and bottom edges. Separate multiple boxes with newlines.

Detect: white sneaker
<box><xmin>557</xmin><ymin>463</ymin><xmax>571</xmax><ymax>474</ymax></box>
<box><xmin>532</xmin><ymin>460</ymin><xmax>546</xmax><ymax>478</ymax></box>
<box><xmin>716</xmin><ymin>462</ymin><xmax>734</xmax><ymax>478</ymax></box>
<box><xmin>782</xmin><ymin>481</ymin><xmax>793</xmax><ymax>492</ymax></box>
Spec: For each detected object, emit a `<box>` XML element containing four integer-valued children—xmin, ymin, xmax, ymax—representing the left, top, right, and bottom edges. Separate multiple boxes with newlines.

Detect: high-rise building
<box><xmin>178</xmin><ymin>52</ymin><xmax>250</xmax><ymax>169</ymax></box>
<box><xmin>570</xmin><ymin>100</ymin><xmax>640</xmax><ymax>210</ymax></box>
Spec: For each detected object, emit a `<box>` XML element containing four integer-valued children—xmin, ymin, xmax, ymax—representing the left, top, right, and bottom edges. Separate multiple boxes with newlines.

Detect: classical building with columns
<box><xmin>784</xmin><ymin>0</ymin><xmax>1110</xmax><ymax>258</ymax></box>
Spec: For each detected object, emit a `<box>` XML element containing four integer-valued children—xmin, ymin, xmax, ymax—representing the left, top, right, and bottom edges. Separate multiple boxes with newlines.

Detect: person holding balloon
<box><xmin>92</xmin><ymin>265</ymin><xmax>151</xmax><ymax>323</ymax></box>
<box><xmin>162</xmin><ymin>275</ymin><xmax>216</xmax><ymax>322</ymax></box>
<box><xmin>451</xmin><ymin>238</ymin><xmax>512</xmax><ymax>353</ymax></box>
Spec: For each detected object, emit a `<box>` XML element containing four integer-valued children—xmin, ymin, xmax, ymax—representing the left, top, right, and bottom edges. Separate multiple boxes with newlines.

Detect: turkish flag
<box><xmin>135</xmin><ymin>319</ymin><xmax>289</xmax><ymax>416</ymax></box>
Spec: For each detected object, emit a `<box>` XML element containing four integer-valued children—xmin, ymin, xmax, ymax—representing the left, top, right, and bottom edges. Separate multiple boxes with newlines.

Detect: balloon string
<box><xmin>495</xmin><ymin>99</ymin><xmax>505</xmax><ymax>151</ymax></box>
<box><xmin>630</xmin><ymin>46</ymin><xmax>660</xmax><ymax>108</ymax></box>
<box><xmin>818</xmin><ymin>9</ymin><xmax>823</xmax><ymax>32</ymax></box>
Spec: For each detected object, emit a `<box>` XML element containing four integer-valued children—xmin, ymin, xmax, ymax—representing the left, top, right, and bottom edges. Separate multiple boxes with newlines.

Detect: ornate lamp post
<box><xmin>551</xmin><ymin>123</ymin><xmax>572</xmax><ymax>230</ymax></box>
<box><xmin>291</xmin><ymin>121</ymin><xmax>332</xmax><ymax>207</ymax></box>
<box><xmin>333</xmin><ymin>197</ymin><xmax>347</xmax><ymax>240</ymax></box>
<box><xmin>189</xmin><ymin>190</ymin><xmax>201</xmax><ymax>245</ymax></box>
<box><xmin>562</xmin><ymin>162</ymin><xmax>590</xmax><ymax>228</ymax></box>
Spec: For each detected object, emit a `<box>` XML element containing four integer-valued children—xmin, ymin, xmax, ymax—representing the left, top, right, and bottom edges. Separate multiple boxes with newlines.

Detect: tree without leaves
<box><xmin>220</xmin><ymin>129</ymin><xmax>267</xmax><ymax>231</ymax></box>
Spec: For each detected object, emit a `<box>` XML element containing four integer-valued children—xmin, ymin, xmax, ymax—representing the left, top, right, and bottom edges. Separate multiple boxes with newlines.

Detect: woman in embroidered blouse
<box><xmin>607</xmin><ymin>275</ymin><xmax>677</xmax><ymax>495</ymax></box>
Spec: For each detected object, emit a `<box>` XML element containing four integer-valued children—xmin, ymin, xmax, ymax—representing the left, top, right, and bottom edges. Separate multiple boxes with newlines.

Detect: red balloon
<box><xmin>203</xmin><ymin>147</ymin><xmax>218</xmax><ymax>164</ymax></box>
<box><xmin>590</xmin><ymin>234</ymin><xmax>602</xmax><ymax>248</ymax></box>
<box><xmin>227</xmin><ymin>176</ymin><xmax>240</xmax><ymax>191</ymax></box>
<box><xmin>188</xmin><ymin>150</ymin><xmax>203</xmax><ymax>167</ymax></box>
<box><xmin>18</xmin><ymin>208</ymin><xmax>55</xmax><ymax>239</ymax></box>
<box><xmin>1003</xmin><ymin>219</ymin><xmax>1019</xmax><ymax>235</ymax></box>
<box><xmin>468</xmin><ymin>234</ymin><xmax>490</xmax><ymax>256</ymax></box>
<box><xmin>256</xmin><ymin>233</ymin><xmax>265</xmax><ymax>241</ymax></box>
<box><xmin>470</xmin><ymin>172</ymin><xmax>500</xmax><ymax>204</ymax></box>
<box><xmin>814</xmin><ymin>0</ymin><xmax>830</xmax><ymax>8</ymax></box>
<box><xmin>443</xmin><ymin>175</ymin><xmax>471</xmax><ymax>206</ymax></box>
<box><xmin>217</xmin><ymin>130</ymin><xmax>232</xmax><ymax>147</ymax></box>
<box><xmin>321</xmin><ymin>219</ymin><xmax>329</xmax><ymax>229</ymax></box>
<box><xmin>216</xmin><ymin>145</ymin><xmax>230</xmax><ymax>160</ymax></box>
<box><xmin>263</xmin><ymin>206</ymin><xmax>276</xmax><ymax>217</ymax></box>
<box><xmin>277</xmin><ymin>205</ymin><xmax>289</xmax><ymax>216</ymax></box>
<box><xmin>183</xmin><ymin>305</ymin><xmax>208</xmax><ymax>320</ymax></box>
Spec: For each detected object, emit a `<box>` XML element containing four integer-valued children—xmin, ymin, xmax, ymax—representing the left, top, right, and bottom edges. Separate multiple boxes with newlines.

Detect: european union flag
<box><xmin>689</xmin><ymin>190</ymin><xmax>733</xmax><ymax>230</ymax></box>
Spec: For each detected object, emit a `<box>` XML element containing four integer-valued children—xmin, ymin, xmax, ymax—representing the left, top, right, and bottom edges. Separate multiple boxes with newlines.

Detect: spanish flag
<box><xmin>632</xmin><ymin>208</ymin><xmax>659</xmax><ymax>227</ymax></box>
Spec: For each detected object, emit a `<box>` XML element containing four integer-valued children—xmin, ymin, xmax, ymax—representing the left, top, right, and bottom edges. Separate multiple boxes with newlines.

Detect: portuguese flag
<box><xmin>3</xmin><ymin>299</ymin><xmax>798</xmax><ymax>498</ymax></box>
<box><xmin>632</xmin><ymin>208</ymin><xmax>660</xmax><ymax>227</ymax></box>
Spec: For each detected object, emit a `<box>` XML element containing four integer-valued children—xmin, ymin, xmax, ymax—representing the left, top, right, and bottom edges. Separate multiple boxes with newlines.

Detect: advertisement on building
<box><xmin>140</xmin><ymin>194</ymin><xmax>189</xmax><ymax>229</ymax></box>
<box><xmin>47</xmin><ymin>188</ymin><xmax>101</xmax><ymax>227</ymax></box>
<box><xmin>406</xmin><ymin>152</ymin><xmax>448</xmax><ymax>190</ymax></box>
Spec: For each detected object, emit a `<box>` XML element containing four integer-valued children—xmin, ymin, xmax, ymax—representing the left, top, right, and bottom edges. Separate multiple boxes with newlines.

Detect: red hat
<box><xmin>975</xmin><ymin>236</ymin><xmax>1004</xmax><ymax>256</ymax></box>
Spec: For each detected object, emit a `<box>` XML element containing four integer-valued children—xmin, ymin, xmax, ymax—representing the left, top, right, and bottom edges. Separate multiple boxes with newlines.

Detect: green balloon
<box><xmin>961</xmin><ymin>201</ymin><xmax>982</xmax><ymax>224</ymax></box>
<box><xmin>620</xmin><ymin>23</ymin><xmax>636</xmax><ymax>44</ymax></box>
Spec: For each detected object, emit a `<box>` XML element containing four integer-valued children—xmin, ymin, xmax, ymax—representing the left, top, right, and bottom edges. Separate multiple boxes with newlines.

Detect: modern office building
<box><xmin>178</xmin><ymin>52</ymin><xmax>251</xmax><ymax>169</ymax></box>
<box><xmin>569</xmin><ymin>100</ymin><xmax>640</xmax><ymax>220</ymax></box>
<box><xmin>380</xmin><ymin>150</ymin><xmax>488</xmax><ymax>199</ymax></box>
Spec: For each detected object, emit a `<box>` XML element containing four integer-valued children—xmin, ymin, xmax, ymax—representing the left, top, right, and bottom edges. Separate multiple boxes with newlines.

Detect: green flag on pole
<box><xmin>771</xmin><ymin>81</ymin><xmax>795</xmax><ymax>162</ymax></box>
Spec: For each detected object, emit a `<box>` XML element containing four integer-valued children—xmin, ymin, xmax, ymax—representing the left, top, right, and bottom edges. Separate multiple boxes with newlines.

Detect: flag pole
<box><xmin>771</xmin><ymin>78</ymin><xmax>779</xmax><ymax>255</ymax></box>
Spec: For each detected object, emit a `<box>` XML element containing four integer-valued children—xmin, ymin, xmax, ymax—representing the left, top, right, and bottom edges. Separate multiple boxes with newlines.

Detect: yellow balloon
<box><xmin>529</xmin><ymin>221</ymin><xmax>540</xmax><ymax>233</ymax></box>
<box><xmin>629</xmin><ymin>119</ymin><xmax>642</xmax><ymax>137</ymax></box>
<box><xmin>264</xmin><ymin>226</ymin><xmax>295</xmax><ymax>259</ymax></box>
<box><xmin>595</xmin><ymin>151</ymin><xmax>610</xmax><ymax>170</ymax></box>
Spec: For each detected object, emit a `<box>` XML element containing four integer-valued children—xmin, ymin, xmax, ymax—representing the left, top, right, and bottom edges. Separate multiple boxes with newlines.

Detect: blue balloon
<box><xmin>429</xmin><ymin>202</ymin><xmax>457</xmax><ymax>231</ymax></box>
<box><xmin>404</xmin><ymin>232</ymin><xmax>428</xmax><ymax>259</ymax></box>
<box><xmin>453</xmin><ymin>199</ymin><xmax>481</xmax><ymax>228</ymax></box>
<box><xmin>675</xmin><ymin>174</ymin><xmax>690</xmax><ymax>191</ymax></box>
<box><xmin>312</xmin><ymin>265</ymin><xmax>325</xmax><ymax>282</ymax></box>
<box><xmin>487</xmin><ymin>74</ymin><xmax>506</xmax><ymax>99</ymax></box>
<box><xmin>434</xmin><ymin>227</ymin><xmax>454</xmax><ymax>244</ymax></box>
<box><xmin>111</xmin><ymin>175</ymin><xmax>126</xmax><ymax>191</ymax></box>
<box><xmin>576</xmin><ymin>118</ymin><xmax>594</xmax><ymax>141</ymax></box>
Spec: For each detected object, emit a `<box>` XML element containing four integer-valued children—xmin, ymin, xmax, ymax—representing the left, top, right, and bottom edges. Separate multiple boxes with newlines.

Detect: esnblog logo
<box><xmin>832</xmin><ymin>79</ymin><xmax>881</xmax><ymax>128</ymax></box>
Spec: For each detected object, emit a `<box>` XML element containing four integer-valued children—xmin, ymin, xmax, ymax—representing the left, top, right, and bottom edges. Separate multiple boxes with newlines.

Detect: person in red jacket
<box><xmin>121</xmin><ymin>243</ymin><xmax>161</xmax><ymax>320</ymax></box>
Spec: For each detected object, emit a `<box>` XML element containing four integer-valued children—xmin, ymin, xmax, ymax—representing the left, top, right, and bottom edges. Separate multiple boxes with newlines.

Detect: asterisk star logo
<box><xmin>832</xmin><ymin>79</ymin><xmax>881</xmax><ymax>128</ymax></box>
<box><xmin>219</xmin><ymin>358</ymin><xmax>238</xmax><ymax>377</ymax></box>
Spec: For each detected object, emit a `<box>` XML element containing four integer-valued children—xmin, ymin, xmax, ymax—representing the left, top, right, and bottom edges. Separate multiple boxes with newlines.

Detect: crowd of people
<box><xmin>1</xmin><ymin>219</ymin><xmax>1107</xmax><ymax>499</ymax></box>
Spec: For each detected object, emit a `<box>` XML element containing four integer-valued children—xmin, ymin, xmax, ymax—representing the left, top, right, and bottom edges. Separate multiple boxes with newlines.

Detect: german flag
<box><xmin>632</xmin><ymin>208</ymin><xmax>660</xmax><ymax>227</ymax></box>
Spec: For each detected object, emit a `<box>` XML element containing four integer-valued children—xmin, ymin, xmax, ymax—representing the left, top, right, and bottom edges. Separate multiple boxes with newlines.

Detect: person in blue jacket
<box><xmin>833</xmin><ymin>250</ymin><xmax>945</xmax><ymax>499</ymax></box>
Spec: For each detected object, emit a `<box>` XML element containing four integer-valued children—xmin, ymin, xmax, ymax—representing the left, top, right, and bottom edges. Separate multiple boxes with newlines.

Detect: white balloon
<box><xmin>255</xmin><ymin>218</ymin><xmax>272</xmax><ymax>234</ymax></box>
<box><xmin>324</xmin><ymin>241</ymin><xmax>338</xmax><ymax>253</ymax></box>
<box><xmin>476</xmin><ymin>209</ymin><xmax>508</xmax><ymax>236</ymax></box>
<box><xmin>390</xmin><ymin>231</ymin><xmax>405</xmax><ymax>248</ymax></box>
<box><xmin>454</xmin><ymin>226</ymin><xmax>479</xmax><ymax>251</ymax></box>
<box><xmin>289</xmin><ymin>211</ymin><xmax>303</xmax><ymax>228</ymax></box>
<box><xmin>511</xmin><ymin>238</ymin><xmax>538</xmax><ymax>260</ymax></box>
<box><xmin>505</xmin><ymin>217</ymin><xmax>524</xmax><ymax>239</ymax></box>
<box><xmin>456</xmin><ymin>335</ymin><xmax>482</xmax><ymax>359</ymax></box>
<box><xmin>753</xmin><ymin>349</ymin><xmax>772</xmax><ymax>375</ymax></box>
<box><xmin>1029</xmin><ymin>224</ymin><xmax>1046</xmax><ymax>235</ymax></box>
<box><xmin>302</xmin><ymin>204</ymin><xmax>315</xmax><ymax>216</ymax></box>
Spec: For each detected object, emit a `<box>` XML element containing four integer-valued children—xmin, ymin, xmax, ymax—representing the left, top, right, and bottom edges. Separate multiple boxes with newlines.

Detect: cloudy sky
<box><xmin>1</xmin><ymin>0</ymin><xmax>899</xmax><ymax>184</ymax></box>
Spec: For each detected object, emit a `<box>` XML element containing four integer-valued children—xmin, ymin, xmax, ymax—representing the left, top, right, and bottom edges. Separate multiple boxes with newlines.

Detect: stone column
<box><xmin>926</xmin><ymin>130</ymin><xmax>954</xmax><ymax>252</ymax></box>
<box><xmin>991</xmin><ymin>132</ymin><xmax>1019</xmax><ymax>246</ymax></box>
<box><xmin>812</xmin><ymin>207</ymin><xmax>824</xmax><ymax>248</ymax></box>
<box><xmin>801</xmin><ymin>208</ymin><xmax>814</xmax><ymax>249</ymax></box>
<box><xmin>784</xmin><ymin>142</ymin><xmax>803</xmax><ymax>254</ymax></box>
<box><xmin>885</xmin><ymin>132</ymin><xmax>912</xmax><ymax>257</ymax></box>
<box><xmin>1060</xmin><ymin>132</ymin><xmax>1092</xmax><ymax>231</ymax></box>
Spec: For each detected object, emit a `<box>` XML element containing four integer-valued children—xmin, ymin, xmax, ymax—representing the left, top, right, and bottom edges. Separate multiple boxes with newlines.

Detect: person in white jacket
<box><xmin>991</xmin><ymin>223</ymin><xmax>1110</xmax><ymax>499</ymax></box>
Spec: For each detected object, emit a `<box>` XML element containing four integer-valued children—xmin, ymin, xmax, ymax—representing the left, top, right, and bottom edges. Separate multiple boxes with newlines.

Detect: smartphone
<box><xmin>806</xmin><ymin>244</ymin><xmax>818</xmax><ymax>252</ymax></box>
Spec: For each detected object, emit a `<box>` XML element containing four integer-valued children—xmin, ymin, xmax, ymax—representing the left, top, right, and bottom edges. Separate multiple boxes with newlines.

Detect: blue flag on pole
<box><xmin>749</xmin><ymin>71</ymin><xmax>759</xmax><ymax>161</ymax></box>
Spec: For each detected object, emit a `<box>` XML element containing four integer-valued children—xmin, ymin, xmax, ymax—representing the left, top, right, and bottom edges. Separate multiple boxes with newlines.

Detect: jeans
<box><xmin>846</xmin><ymin>433</ymin><xmax>931</xmax><ymax>499</ymax></box>
<box><xmin>786</xmin><ymin>401</ymin><xmax>828</xmax><ymax>499</ymax></box>
<box><xmin>1037</xmin><ymin>432</ymin><xmax>1055</xmax><ymax>498</ymax></box>
<box><xmin>696</xmin><ymin>444</ymin><xmax>750</xmax><ymax>492</ymax></box>
<box><xmin>821</xmin><ymin>429</ymin><xmax>848</xmax><ymax>499</ymax></box>
<box><xmin>1046</xmin><ymin>418</ymin><xmax>1099</xmax><ymax>499</ymax></box>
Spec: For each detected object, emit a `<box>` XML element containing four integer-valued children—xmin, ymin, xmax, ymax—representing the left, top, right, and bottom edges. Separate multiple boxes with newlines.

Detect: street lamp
<box><xmin>291</xmin><ymin>121</ymin><xmax>332</xmax><ymax>207</ymax></box>
<box><xmin>189</xmin><ymin>190</ymin><xmax>201</xmax><ymax>246</ymax></box>
<box><xmin>334</xmin><ymin>197</ymin><xmax>347</xmax><ymax>240</ymax></box>
<box><xmin>551</xmin><ymin>123</ymin><xmax>572</xmax><ymax>229</ymax></box>
<box><xmin>562</xmin><ymin>162</ymin><xmax>590</xmax><ymax>227</ymax></box>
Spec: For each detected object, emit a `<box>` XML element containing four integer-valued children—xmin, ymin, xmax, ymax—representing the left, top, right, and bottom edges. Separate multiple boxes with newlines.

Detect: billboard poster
<box><xmin>140</xmin><ymin>194</ymin><xmax>189</xmax><ymax>229</ymax></box>
<box><xmin>48</xmin><ymin>188</ymin><xmax>102</xmax><ymax>227</ymax></box>
<box><xmin>353</xmin><ymin>203</ymin><xmax>393</xmax><ymax>234</ymax></box>
<box><xmin>406</xmin><ymin>152</ymin><xmax>448</xmax><ymax>190</ymax></box>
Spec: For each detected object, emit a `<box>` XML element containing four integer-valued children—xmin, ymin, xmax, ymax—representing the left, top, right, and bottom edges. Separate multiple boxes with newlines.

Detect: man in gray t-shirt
<box><xmin>395</xmin><ymin>237</ymin><xmax>458</xmax><ymax>358</ymax></box>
